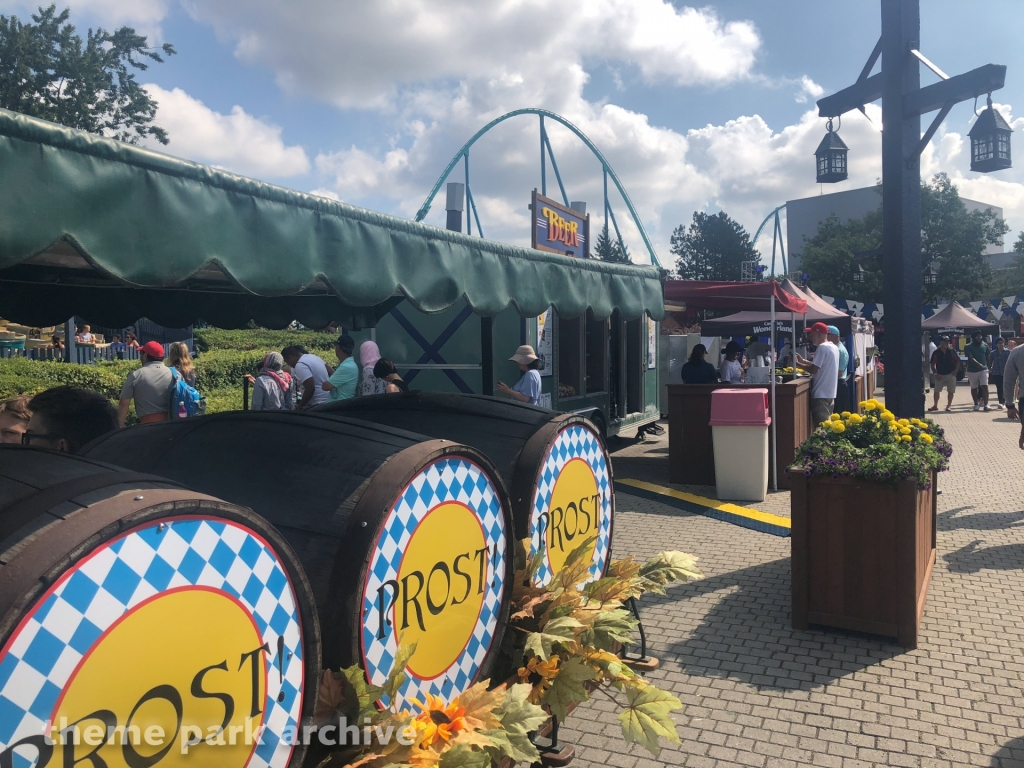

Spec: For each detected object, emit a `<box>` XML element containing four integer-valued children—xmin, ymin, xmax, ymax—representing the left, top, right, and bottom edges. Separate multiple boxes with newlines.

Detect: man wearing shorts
<box><xmin>964</xmin><ymin>332</ymin><xmax>991</xmax><ymax>412</ymax></box>
<box><xmin>1003</xmin><ymin>342</ymin><xmax>1024</xmax><ymax>451</ymax></box>
<box><xmin>929</xmin><ymin>336</ymin><xmax>959</xmax><ymax>412</ymax></box>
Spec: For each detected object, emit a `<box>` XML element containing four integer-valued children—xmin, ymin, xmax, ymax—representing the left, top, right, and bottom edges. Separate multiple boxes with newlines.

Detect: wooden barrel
<box><xmin>0</xmin><ymin>446</ymin><xmax>319</xmax><ymax>768</ymax></box>
<box><xmin>316</xmin><ymin>392</ymin><xmax>614</xmax><ymax>587</ymax></box>
<box><xmin>84</xmin><ymin>411</ymin><xmax>513</xmax><ymax>708</ymax></box>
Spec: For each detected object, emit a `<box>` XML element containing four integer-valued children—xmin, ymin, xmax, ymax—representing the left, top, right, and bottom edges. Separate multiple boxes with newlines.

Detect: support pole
<box><xmin>540</xmin><ymin>115</ymin><xmax>547</xmax><ymax>197</ymax></box>
<box><xmin>881</xmin><ymin>0</ymin><xmax>923</xmax><ymax>418</ymax></box>
<box><xmin>603</xmin><ymin>168</ymin><xmax>608</xmax><ymax>235</ymax></box>
<box><xmin>464</xmin><ymin>153</ymin><xmax>471</xmax><ymax>237</ymax></box>
<box><xmin>770</xmin><ymin>294</ymin><xmax>778</xmax><ymax>492</ymax></box>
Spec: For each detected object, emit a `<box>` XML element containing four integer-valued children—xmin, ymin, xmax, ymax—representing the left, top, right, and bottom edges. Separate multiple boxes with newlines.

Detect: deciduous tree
<box><xmin>0</xmin><ymin>4</ymin><xmax>175</xmax><ymax>144</ymax></box>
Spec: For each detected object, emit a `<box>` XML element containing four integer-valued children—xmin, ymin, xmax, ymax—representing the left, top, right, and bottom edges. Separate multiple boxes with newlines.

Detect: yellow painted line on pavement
<box><xmin>615</xmin><ymin>478</ymin><xmax>791</xmax><ymax>537</ymax></box>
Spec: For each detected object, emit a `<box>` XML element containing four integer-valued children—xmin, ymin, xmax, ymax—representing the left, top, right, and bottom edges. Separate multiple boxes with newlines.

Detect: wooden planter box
<box><xmin>790</xmin><ymin>471</ymin><xmax>936</xmax><ymax>649</ymax></box>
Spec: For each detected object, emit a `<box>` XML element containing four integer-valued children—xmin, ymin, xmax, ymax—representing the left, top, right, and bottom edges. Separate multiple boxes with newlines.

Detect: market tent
<box><xmin>0</xmin><ymin>109</ymin><xmax>664</xmax><ymax>329</ymax></box>
<box><xmin>921</xmin><ymin>301</ymin><xmax>999</xmax><ymax>333</ymax></box>
<box><xmin>700</xmin><ymin>280</ymin><xmax>850</xmax><ymax>336</ymax></box>
<box><xmin>663</xmin><ymin>280</ymin><xmax>808</xmax><ymax>313</ymax></box>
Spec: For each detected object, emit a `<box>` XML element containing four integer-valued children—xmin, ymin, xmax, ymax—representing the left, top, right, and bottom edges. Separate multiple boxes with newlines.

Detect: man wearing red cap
<box><xmin>118</xmin><ymin>341</ymin><xmax>174</xmax><ymax>427</ymax></box>
<box><xmin>795</xmin><ymin>322</ymin><xmax>840</xmax><ymax>425</ymax></box>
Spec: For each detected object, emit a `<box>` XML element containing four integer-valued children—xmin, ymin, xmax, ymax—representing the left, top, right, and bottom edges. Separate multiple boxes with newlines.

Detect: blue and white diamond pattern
<box><xmin>361</xmin><ymin>457</ymin><xmax>506</xmax><ymax>709</ymax></box>
<box><xmin>530</xmin><ymin>425</ymin><xmax>613</xmax><ymax>587</ymax></box>
<box><xmin>0</xmin><ymin>518</ymin><xmax>305</xmax><ymax>768</ymax></box>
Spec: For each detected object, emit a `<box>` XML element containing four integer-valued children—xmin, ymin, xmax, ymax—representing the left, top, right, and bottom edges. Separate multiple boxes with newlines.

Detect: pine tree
<box><xmin>670</xmin><ymin>211</ymin><xmax>758</xmax><ymax>280</ymax></box>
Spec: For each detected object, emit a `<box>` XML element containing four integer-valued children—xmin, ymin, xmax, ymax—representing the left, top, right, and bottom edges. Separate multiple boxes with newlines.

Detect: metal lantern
<box><xmin>815</xmin><ymin>118</ymin><xmax>849</xmax><ymax>183</ymax></box>
<box><xmin>923</xmin><ymin>263</ymin><xmax>938</xmax><ymax>285</ymax></box>
<box><xmin>853</xmin><ymin>263</ymin><xmax>865</xmax><ymax>283</ymax></box>
<box><xmin>969</xmin><ymin>95</ymin><xmax>1012</xmax><ymax>173</ymax></box>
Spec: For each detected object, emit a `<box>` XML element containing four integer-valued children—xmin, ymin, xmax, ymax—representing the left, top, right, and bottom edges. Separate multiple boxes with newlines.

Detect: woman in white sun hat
<box><xmin>497</xmin><ymin>344</ymin><xmax>543</xmax><ymax>406</ymax></box>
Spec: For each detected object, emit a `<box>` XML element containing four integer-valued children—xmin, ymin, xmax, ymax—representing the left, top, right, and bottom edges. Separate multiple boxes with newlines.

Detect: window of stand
<box><xmin>558</xmin><ymin>313</ymin><xmax>582</xmax><ymax>398</ymax></box>
<box><xmin>558</xmin><ymin>310</ymin><xmax>608</xmax><ymax>399</ymax></box>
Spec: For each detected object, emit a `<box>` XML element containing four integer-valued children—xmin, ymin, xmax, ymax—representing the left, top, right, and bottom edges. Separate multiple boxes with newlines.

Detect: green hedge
<box><xmin>194</xmin><ymin>327</ymin><xmax>337</xmax><ymax>353</ymax></box>
<box><xmin>0</xmin><ymin>345</ymin><xmax>337</xmax><ymax>416</ymax></box>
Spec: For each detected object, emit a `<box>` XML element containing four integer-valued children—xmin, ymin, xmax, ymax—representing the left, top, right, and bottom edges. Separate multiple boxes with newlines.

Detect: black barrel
<box><xmin>0</xmin><ymin>446</ymin><xmax>319</xmax><ymax>768</ymax></box>
<box><xmin>84</xmin><ymin>411</ymin><xmax>513</xmax><ymax>709</ymax></box>
<box><xmin>316</xmin><ymin>392</ymin><xmax>614</xmax><ymax>587</ymax></box>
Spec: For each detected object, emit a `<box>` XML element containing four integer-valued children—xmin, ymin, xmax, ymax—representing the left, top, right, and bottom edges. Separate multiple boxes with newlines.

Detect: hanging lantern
<box><xmin>923</xmin><ymin>263</ymin><xmax>938</xmax><ymax>286</ymax></box>
<box><xmin>815</xmin><ymin>117</ymin><xmax>849</xmax><ymax>183</ymax></box>
<box><xmin>969</xmin><ymin>94</ymin><xmax>1012</xmax><ymax>173</ymax></box>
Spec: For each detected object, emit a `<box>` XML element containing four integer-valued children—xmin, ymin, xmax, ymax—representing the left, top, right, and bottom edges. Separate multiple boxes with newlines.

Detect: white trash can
<box><xmin>709</xmin><ymin>388</ymin><xmax>771</xmax><ymax>502</ymax></box>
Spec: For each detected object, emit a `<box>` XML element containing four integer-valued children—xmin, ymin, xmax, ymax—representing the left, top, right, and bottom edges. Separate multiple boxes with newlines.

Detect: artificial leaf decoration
<box><xmin>437</xmin><ymin>744</ymin><xmax>493</xmax><ymax>768</ymax></box>
<box><xmin>315</xmin><ymin>670</ymin><xmax>348</xmax><ymax>725</ymax></box>
<box><xmin>617</xmin><ymin>684</ymin><xmax>683</xmax><ymax>757</ymax></box>
<box><xmin>455</xmin><ymin>681</ymin><xmax>505</xmax><ymax>731</ymax></box>
<box><xmin>342</xmin><ymin>666</ymin><xmax>385</xmax><ymax>722</ymax></box>
<box><xmin>639</xmin><ymin>551</ymin><xmax>703</xmax><ymax>594</ymax></box>
<box><xmin>578</xmin><ymin>608</ymin><xmax>638</xmax><ymax>651</ymax></box>
<box><xmin>517</xmin><ymin>655</ymin><xmax>560</xmax><ymax>704</ymax></box>
<box><xmin>490</xmin><ymin>683</ymin><xmax>548</xmax><ymax>763</ymax></box>
<box><xmin>382</xmin><ymin>641</ymin><xmax>418</xmax><ymax>703</ymax></box>
<box><xmin>524</xmin><ymin>615</ymin><xmax>582</xmax><ymax>660</ymax></box>
<box><xmin>545</xmin><ymin>657</ymin><xmax>600</xmax><ymax>721</ymax></box>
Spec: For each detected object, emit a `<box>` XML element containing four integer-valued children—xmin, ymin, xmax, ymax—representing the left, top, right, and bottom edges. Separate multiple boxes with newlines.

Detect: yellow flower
<box><xmin>841</xmin><ymin>411</ymin><xmax>851</xmax><ymax>418</ymax></box>
<box><xmin>920</xmin><ymin>434</ymin><xmax>934</xmax><ymax>444</ymax></box>
<box><xmin>862</xmin><ymin>401</ymin><xmax>876</xmax><ymax>411</ymax></box>
<box><xmin>410</xmin><ymin>692</ymin><xmax>469</xmax><ymax>749</ymax></box>
<box><xmin>849</xmin><ymin>413</ymin><xmax>863</xmax><ymax>424</ymax></box>
<box><xmin>518</xmin><ymin>655</ymin><xmax>560</xmax><ymax>705</ymax></box>
<box><xmin>830</xmin><ymin>413</ymin><xmax>841</xmax><ymax>421</ymax></box>
<box><xmin>901</xmin><ymin>435</ymin><xmax>912</xmax><ymax>442</ymax></box>
<box><xmin>900</xmin><ymin>427</ymin><xmax>912</xmax><ymax>436</ymax></box>
<box><xmin>831</xmin><ymin>421</ymin><xmax>846</xmax><ymax>433</ymax></box>
<box><xmin>881</xmin><ymin>412</ymin><xmax>895</xmax><ymax>423</ymax></box>
<box><xmin>898</xmin><ymin>418</ymin><xmax>910</xmax><ymax>426</ymax></box>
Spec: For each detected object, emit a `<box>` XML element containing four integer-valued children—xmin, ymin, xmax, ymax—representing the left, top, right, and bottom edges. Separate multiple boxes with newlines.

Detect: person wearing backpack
<box><xmin>168</xmin><ymin>342</ymin><xmax>197</xmax><ymax>387</ymax></box>
<box><xmin>118</xmin><ymin>342</ymin><xmax>174</xmax><ymax>427</ymax></box>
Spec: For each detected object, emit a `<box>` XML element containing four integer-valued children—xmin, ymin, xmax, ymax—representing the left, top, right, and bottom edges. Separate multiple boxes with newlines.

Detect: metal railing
<box><xmin>0</xmin><ymin>344</ymin><xmax>182</xmax><ymax>364</ymax></box>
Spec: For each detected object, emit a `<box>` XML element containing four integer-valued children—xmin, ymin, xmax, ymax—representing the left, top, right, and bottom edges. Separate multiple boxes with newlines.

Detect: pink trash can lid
<box><xmin>709</xmin><ymin>388</ymin><xmax>771</xmax><ymax>427</ymax></box>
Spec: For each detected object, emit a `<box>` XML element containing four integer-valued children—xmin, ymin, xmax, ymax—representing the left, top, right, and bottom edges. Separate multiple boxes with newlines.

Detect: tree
<box><xmin>987</xmin><ymin>231</ymin><xmax>1024</xmax><ymax>298</ymax></box>
<box><xmin>670</xmin><ymin>211</ymin><xmax>758</xmax><ymax>281</ymax></box>
<box><xmin>0</xmin><ymin>5</ymin><xmax>175</xmax><ymax>144</ymax></box>
<box><xmin>799</xmin><ymin>174</ymin><xmax>1008</xmax><ymax>304</ymax></box>
<box><xmin>594</xmin><ymin>224</ymin><xmax>631</xmax><ymax>263</ymax></box>
<box><xmin>799</xmin><ymin>209</ymin><xmax>884</xmax><ymax>303</ymax></box>
<box><xmin>922</xmin><ymin>173</ymin><xmax>1007</xmax><ymax>303</ymax></box>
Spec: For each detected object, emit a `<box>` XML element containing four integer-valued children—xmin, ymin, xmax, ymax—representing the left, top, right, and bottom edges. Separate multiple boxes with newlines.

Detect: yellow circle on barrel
<box><xmin>54</xmin><ymin>588</ymin><xmax>265</xmax><ymax>768</ymax></box>
<box><xmin>545</xmin><ymin>458</ymin><xmax>600</xmax><ymax>575</ymax></box>
<box><xmin>397</xmin><ymin>502</ymin><xmax>487</xmax><ymax>680</ymax></box>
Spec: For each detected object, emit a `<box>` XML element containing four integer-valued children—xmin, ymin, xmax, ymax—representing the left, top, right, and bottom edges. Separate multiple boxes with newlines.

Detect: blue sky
<box><xmin>4</xmin><ymin>0</ymin><xmax>1022</xmax><ymax>266</ymax></box>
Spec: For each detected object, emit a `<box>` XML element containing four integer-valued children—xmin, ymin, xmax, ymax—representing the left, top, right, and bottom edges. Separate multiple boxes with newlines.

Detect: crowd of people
<box><xmin>928</xmin><ymin>332</ymin><xmax>1020</xmax><ymax>414</ymax></box>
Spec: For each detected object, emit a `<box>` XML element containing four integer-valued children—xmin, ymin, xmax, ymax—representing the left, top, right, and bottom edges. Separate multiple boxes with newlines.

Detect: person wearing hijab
<box><xmin>359</xmin><ymin>340</ymin><xmax>388</xmax><ymax>396</ymax></box>
<box><xmin>250</xmin><ymin>352</ymin><xmax>294</xmax><ymax>411</ymax></box>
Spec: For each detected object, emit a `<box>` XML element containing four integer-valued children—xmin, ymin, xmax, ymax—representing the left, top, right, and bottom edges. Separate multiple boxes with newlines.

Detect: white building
<box><xmin>785</xmin><ymin>186</ymin><xmax>1005</xmax><ymax>272</ymax></box>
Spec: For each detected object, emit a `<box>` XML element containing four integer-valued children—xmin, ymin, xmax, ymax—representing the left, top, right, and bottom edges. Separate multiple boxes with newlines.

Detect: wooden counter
<box><xmin>668</xmin><ymin>378</ymin><xmax>811</xmax><ymax>491</ymax></box>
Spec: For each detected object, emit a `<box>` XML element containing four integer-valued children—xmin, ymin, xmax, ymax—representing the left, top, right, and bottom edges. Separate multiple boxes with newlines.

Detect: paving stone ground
<box><xmin>560</xmin><ymin>384</ymin><xmax>1024</xmax><ymax>768</ymax></box>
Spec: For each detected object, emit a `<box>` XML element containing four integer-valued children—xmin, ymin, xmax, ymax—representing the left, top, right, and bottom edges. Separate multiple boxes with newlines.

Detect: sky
<box><xmin>4</xmin><ymin>0</ymin><xmax>1023</xmax><ymax>268</ymax></box>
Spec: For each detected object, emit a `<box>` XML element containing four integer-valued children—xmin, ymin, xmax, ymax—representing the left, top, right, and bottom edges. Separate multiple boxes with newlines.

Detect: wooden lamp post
<box><xmin>816</xmin><ymin>0</ymin><xmax>1009</xmax><ymax>418</ymax></box>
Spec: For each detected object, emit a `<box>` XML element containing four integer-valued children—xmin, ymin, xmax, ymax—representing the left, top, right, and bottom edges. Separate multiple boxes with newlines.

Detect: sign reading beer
<box><xmin>0</xmin><ymin>518</ymin><xmax>306</xmax><ymax>768</ymax></box>
<box><xmin>361</xmin><ymin>457</ymin><xmax>507</xmax><ymax>708</ymax></box>
<box><xmin>529</xmin><ymin>424</ymin><xmax>613</xmax><ymax>586</ymax></box>
<box><xmin>531</xmin><ymin>190</ymin><xmax>590</xmax><ymax>258</ymax></box>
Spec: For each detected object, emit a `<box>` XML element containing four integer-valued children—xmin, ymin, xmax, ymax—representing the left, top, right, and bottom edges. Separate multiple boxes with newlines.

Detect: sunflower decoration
<box><xmin>409</xmin><ymin>693</ymin><xmax>469</xmax><ymax>749</ymax></box>
<box><xmin>518</xmin><ymin>655</ymin><xmax>560</xmax><ymax>704</ymax></box>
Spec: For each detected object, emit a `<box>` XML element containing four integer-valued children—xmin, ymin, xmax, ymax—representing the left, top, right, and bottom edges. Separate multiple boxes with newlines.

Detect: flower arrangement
<box><xmin>778</xmin><ymin>366</ymin><xmax>807</xmax><ymax>375</ymax></box>
<box><xmin>505</xmin><ymin>538</ymin><xmax>702</xmax><ymax>757</ymax></box>
<box><xmin>790</xmin><ymin>399</ymin><xmax>952</xmax><ymax>488</ymax></box>
<box><xmin>312</xmin><ymin>538</ymin><xmax>702</xmax><ymax>767</ymax></box>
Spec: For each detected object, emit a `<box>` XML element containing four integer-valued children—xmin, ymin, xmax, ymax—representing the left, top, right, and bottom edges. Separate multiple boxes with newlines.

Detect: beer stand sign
<box><xmin>529</xmin><ymin>424</ymin><xmax>613</xmax><ymax>587</ymax></box>
<box><xmin>531</xmin><ymin>191</ymin><xmax>590</xmax><ymax>259</ymax></box>
<box><xmin>360</xmin><ymin>457</ymin><xmax>508</xmax><ymax>709</ymax></box>
<box><xmin>0</xmin><ymin>517</ymin><xmax>306</xmax><ymax>768</ymax></box>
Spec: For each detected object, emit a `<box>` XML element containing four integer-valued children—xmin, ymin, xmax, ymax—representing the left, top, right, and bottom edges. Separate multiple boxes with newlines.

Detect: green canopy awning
<box><xmin>0</xmin><ymin>109</ymin><xmax>664</xmax><ymax>329</ymax></box>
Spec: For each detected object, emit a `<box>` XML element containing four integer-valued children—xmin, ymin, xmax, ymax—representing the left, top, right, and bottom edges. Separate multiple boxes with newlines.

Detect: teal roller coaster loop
<box><xmin>752</xmin><ymin>204</ymin><xmax>788</xmax><ymax>277</ymax></box>
<box><xmin>414</xmin><ymin>108</ymin><xmax>661</xmax><ymax>268</ymax></box>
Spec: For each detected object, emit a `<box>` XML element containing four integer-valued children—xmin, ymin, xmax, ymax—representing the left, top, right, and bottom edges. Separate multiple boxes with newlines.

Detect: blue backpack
<box><xmin>169</xmin><ymin>368</ymin><xmax>206</xmax><ymax>419</ymax></box>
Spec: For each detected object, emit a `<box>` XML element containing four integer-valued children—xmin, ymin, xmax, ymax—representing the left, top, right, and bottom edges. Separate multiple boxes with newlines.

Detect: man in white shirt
<box><xmin>282</xmin><ymin>345</ymin><xmax>332</xmax><ymax>409</ymax></box>
<box><xmin>796</xmin><ymin>322</ymin><xmax>840</xmax><ymax>425</ymax></box>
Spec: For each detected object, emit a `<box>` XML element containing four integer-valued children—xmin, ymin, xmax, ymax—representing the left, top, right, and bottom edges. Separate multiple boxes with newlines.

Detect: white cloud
<box><xmin>143</xmin><ymin>85</ymin><xmax>310</xmax><ymax>178</ymax></box>
<box><xmin>185</xmin><ymin>0</ymin><xmax>761</xmax><ymax>109</ymax></box>
<box><xmin>794</xmin><ymin>76</ymin><xmax>824</xmax><ymax>104</ymax></box>
<box><xmin>0</xmin><ymin>0</ymin><xmax>170</xmax><ymax>40</ymax></box>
